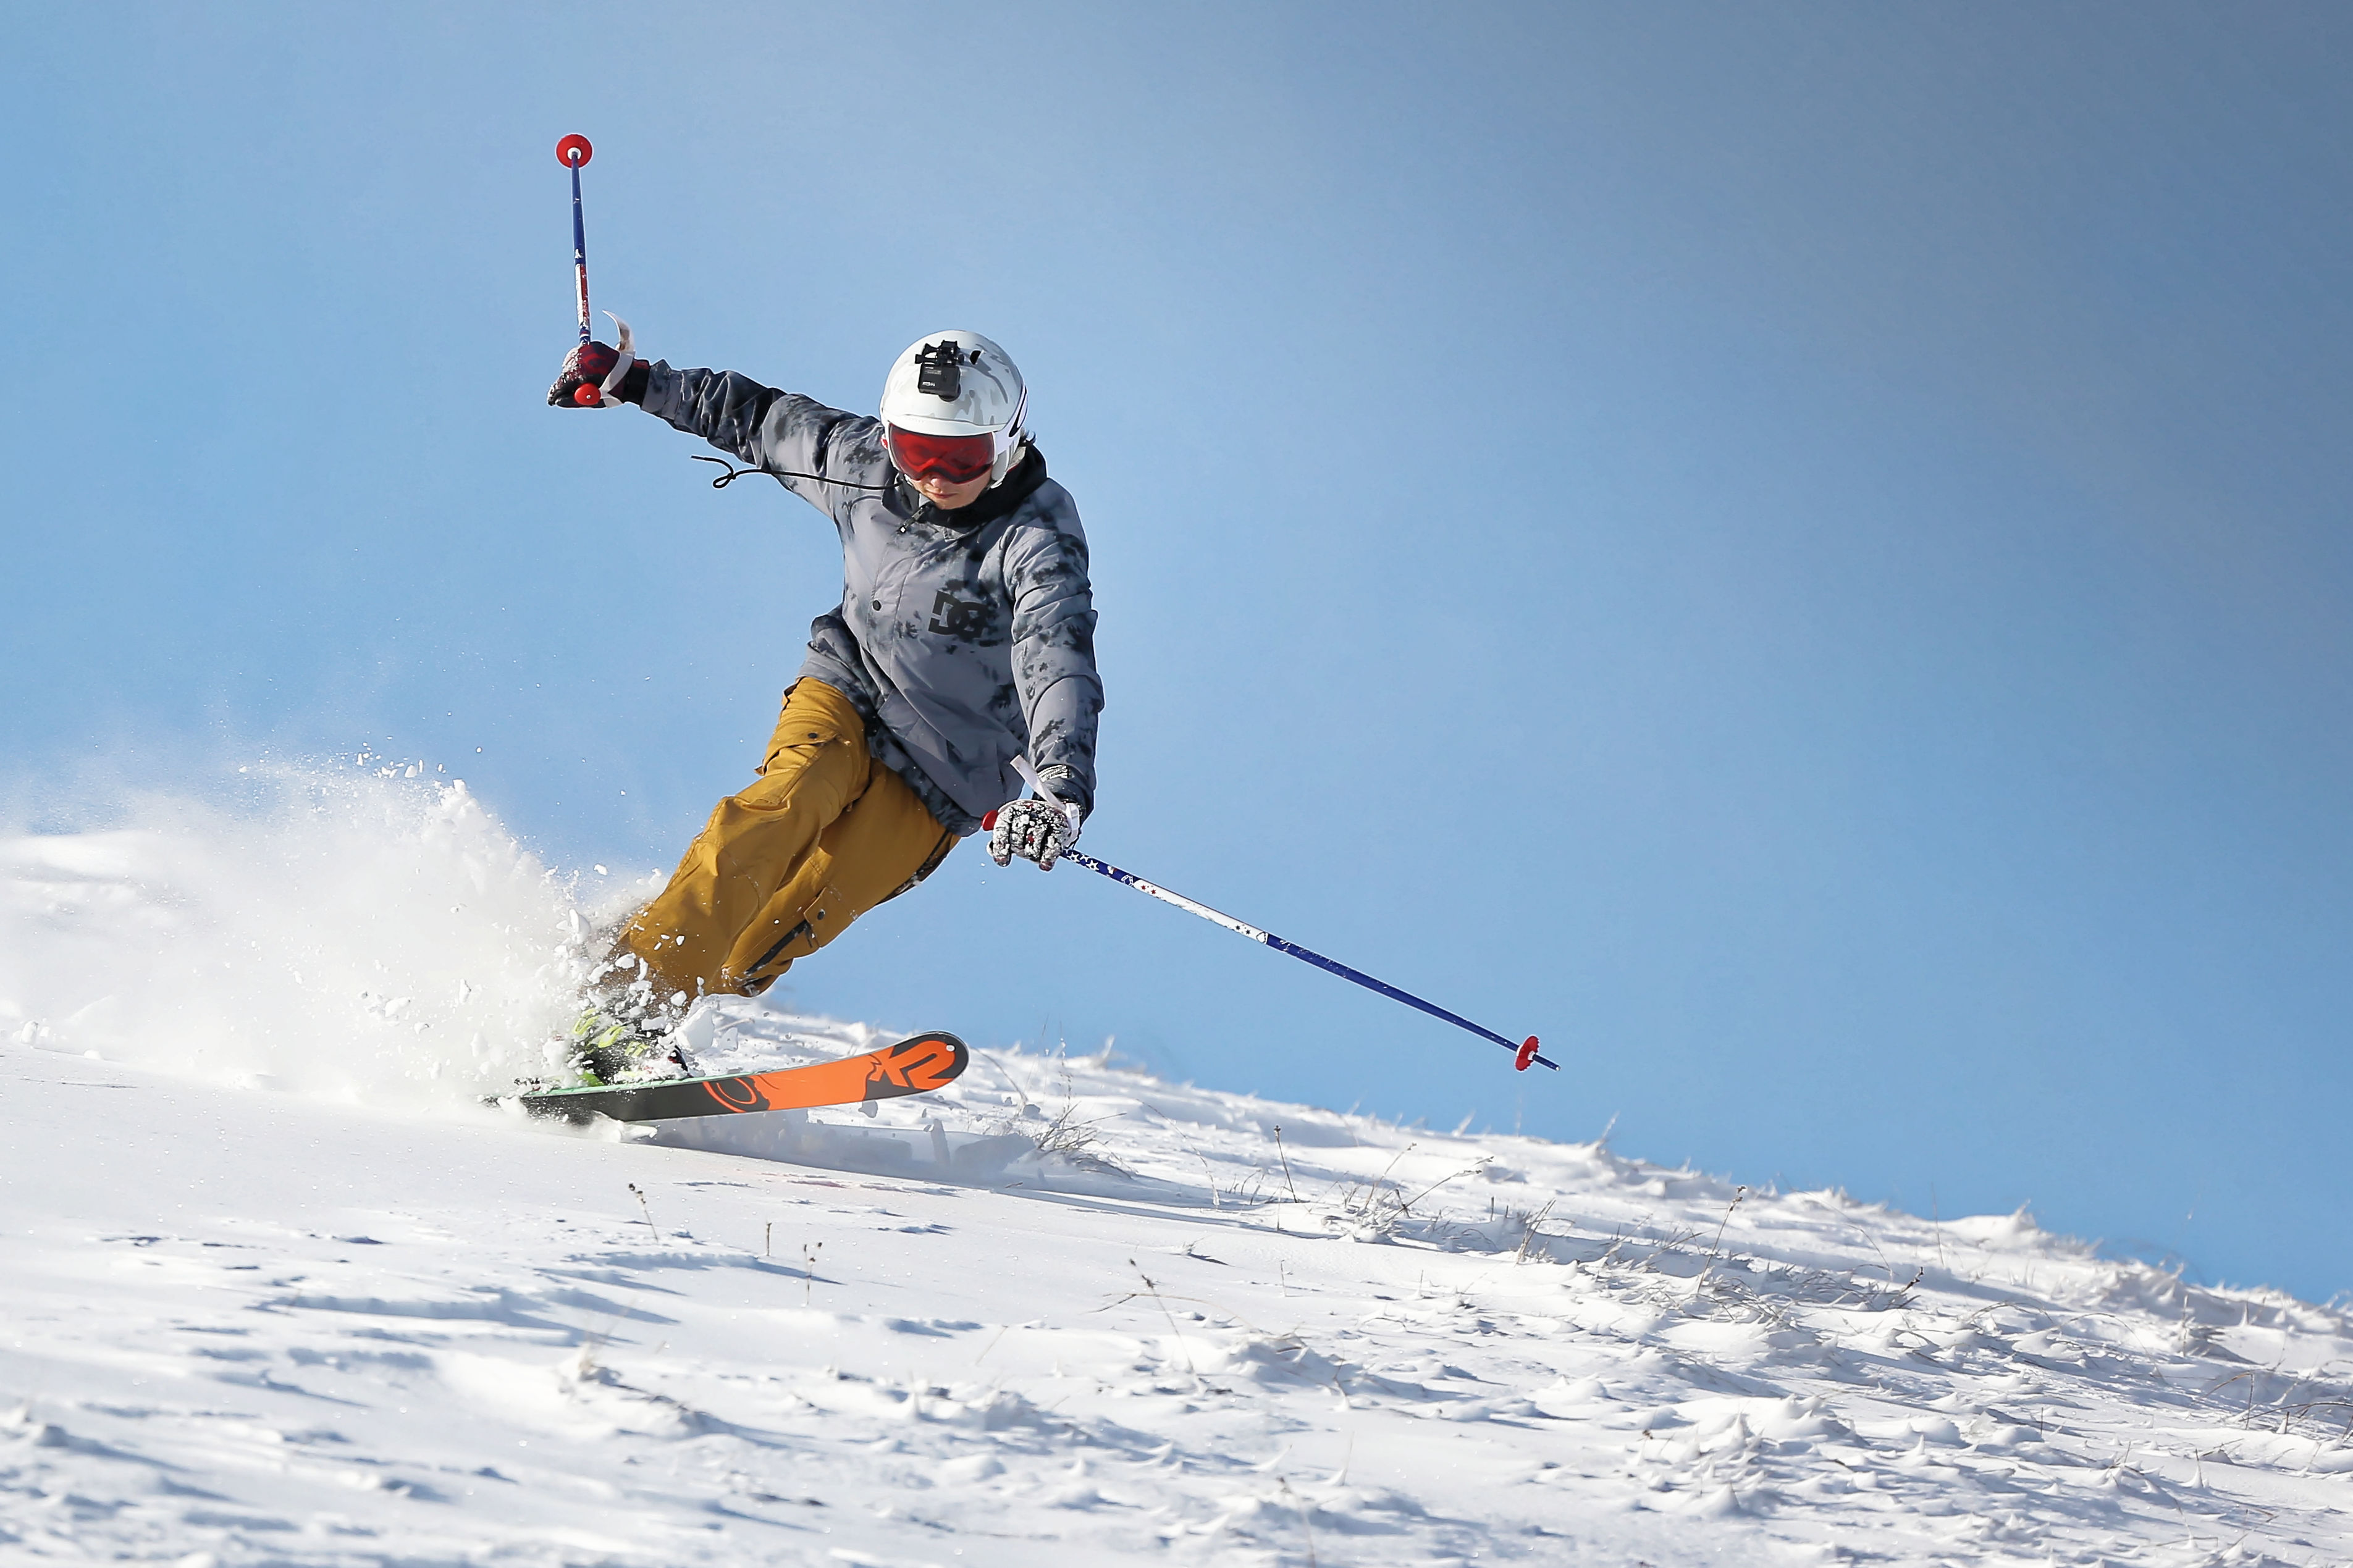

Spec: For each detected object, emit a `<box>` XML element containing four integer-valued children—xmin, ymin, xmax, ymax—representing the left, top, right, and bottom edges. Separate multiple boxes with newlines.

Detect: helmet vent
<box><xmin>915</xmin><ymin>340</ymin><xmax>982</xmax><ymax>401</ymax></box>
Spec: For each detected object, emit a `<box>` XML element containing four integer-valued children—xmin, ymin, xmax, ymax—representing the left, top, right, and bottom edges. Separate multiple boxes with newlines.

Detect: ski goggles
<box><xmin>885</xmin><ymin>424</ymin><xmax>1001</xmax><ymax>485</ymax></box>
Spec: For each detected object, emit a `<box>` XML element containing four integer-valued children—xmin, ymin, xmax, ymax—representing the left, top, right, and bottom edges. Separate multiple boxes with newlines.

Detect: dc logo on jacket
<box><xmin>927</xmin><ymin>590</ymin><xmax>991</xmax><ymax>641</ymax></box>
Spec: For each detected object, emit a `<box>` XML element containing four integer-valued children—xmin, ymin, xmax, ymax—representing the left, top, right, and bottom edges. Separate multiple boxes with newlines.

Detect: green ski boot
<box><xmin>566</xmin><ymin>1004</ymin><xmax>675</xmax><ymax>1086</ymax></box>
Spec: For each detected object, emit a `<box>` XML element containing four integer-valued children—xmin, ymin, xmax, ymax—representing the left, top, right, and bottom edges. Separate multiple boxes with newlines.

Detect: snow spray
<box><xmin>0</xmin><ymin>763</ymin><xmax>648</xmax><ymax>1105</ymax></box>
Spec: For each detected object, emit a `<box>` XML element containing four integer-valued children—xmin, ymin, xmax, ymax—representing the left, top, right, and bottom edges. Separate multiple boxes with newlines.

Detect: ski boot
<box><xmin>563</xmin><ymin>957</ymin><xmax>692</xmax><ymax>1086</ymax></box>
<box><xmin>566</xmin><ymin>1006</ymin><xmax>674</xmax><ymax>1086</ymax></box>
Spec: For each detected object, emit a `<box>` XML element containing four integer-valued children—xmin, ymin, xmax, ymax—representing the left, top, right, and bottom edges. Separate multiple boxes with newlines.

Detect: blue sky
<box><xmin>5</xmin><ymin>5</ymin><xmax>2349</xmax><ymax>1302</ymax></box>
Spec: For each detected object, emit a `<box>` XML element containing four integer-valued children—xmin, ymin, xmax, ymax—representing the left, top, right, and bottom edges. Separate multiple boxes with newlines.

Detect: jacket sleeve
<box><xmin>1004</xmin><ymin>514</ymin><xmax>1104</xmax><ymax>818</ymax></box>
<box><xmin>637</xmin><ymin>362</ymin><xmax>880</xmax><ymax>511</ymax></box>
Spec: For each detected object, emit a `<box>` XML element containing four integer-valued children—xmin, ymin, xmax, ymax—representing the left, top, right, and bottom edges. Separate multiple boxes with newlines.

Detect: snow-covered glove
<box><xmin>987</xmin><ymin>797</ymin><xmax>1081</xmax><ymax>871</ymax></box>
<box><xmin>547</xmin><ymin>318</ymin><xmax>646</xmax><ymax>408</ymax></box>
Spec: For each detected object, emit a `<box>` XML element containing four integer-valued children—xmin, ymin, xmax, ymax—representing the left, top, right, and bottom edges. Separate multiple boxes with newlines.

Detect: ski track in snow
<box><xmin>3</xmin><ymin>772</ymin><xmax>2351</xmax><ymax>1566</ymax></box>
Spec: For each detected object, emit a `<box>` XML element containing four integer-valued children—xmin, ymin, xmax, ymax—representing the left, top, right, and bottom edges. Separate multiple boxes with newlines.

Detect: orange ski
<box><xmin>512</xmin><ymin>1032</ymin><xmax>967</xmax><ymax>1125</ymax></box>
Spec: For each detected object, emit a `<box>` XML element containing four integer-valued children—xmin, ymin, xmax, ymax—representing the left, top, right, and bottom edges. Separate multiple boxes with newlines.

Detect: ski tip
<box><xmin>875</xmin><ymin>1031</ymin><xmax>969</xmax><ymax>1097</ymax></box>
<box><xmin>556</xmin><ymin>133</ymin><xmax>594</xmax><ymax>169</ymax></box>
<box><xmin>1514</xmin><ymin>1036</ymin><xmax>1541</xmax><ymax>1072</ymax></box>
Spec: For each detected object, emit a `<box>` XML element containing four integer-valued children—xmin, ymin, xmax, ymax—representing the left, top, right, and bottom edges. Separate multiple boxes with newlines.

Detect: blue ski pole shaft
<box><xmin>570</xmin><ymin>161</ymin><xmax>589</xmax><ymax>342</ymax></box>
<box><xmin>1059</xmin><ymin>849</ymin><xmax>1555</xmax><ymax>1071</ymax></box>
<box><xmin>557</xmin><ymin>134</ymin><xmax>594</xmax><ymax>344</ymax></box>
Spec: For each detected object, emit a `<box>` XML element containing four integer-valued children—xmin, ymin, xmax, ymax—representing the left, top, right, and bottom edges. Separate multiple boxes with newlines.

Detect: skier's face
<box><xmin>911</xmin><ymin>470</ymin><xmax>991</xmax><ymax>509</ymax></box>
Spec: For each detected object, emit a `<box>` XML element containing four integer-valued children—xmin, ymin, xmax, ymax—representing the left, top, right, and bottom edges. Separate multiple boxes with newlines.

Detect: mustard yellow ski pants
<box><xmin>614</xmin><ymin>679</ymin><xmax>956</xmax><ymax>1000</ymax></box>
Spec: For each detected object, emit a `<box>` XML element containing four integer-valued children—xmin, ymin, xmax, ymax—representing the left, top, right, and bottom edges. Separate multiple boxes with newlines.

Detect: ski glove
<box><xmin>987</xmin><ymin>797</ymin><xmax>1081</xmax><ymax>871</ymax></box>
<box><xmin>547</xmin><ymin>340</ymin><xmax>649</xmax><ymax>408</ymax></box>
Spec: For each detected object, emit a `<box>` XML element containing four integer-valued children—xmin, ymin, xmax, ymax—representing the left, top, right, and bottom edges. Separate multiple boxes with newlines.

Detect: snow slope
<box><xmin>4</xmin><ymin>771</ymin><xmax>2351</xmax><ymax>1566</ymax></box>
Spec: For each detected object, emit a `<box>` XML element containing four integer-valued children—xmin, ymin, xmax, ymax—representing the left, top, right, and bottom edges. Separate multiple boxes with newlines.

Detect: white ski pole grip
<box><xmin>597</xmin><ymin>314</ymin><xmax>635</xmax><ymax>406</ymax></box>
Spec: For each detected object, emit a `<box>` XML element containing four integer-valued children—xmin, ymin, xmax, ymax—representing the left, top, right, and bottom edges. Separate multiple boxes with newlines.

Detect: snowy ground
<box><xmin>4</xmin><ymin>771</ymin><xmax>2351</xmax><ymax>1565</ymax></box>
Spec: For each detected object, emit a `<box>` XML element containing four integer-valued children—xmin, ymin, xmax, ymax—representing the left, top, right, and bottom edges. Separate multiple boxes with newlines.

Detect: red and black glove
<box><xmin>547</xmin><ymin>341</ymin><xmax>647</xmax><ymax>408</ymax></box>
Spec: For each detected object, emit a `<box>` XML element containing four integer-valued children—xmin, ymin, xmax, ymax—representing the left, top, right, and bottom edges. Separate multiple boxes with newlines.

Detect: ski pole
<box><xmin>557</xmin><ymin>133</ymin><xmax>593</xmax><ymax>342</ymax></box>
<box><xmin>1063</xmin><ymin>849</ymin><xmax>1554</xmax><ymax>1071</ymax></box>
<box><xmin>556</xmin><ymin>133</ymin><xmax>631</xmax><ymax>407</ymax></box>
<box><xmin>1001</xmin><ymin>761</ymin><xmax>1553</xmax><ymax>1072</ymax></box>
<box><xmin>556</xmin><ymin>134</ymin><xmax>599</xmax><ymax>402</ymax></box>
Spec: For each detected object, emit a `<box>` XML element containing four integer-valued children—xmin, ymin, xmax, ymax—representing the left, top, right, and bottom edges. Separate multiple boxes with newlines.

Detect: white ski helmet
<box><xmin>879</xmin><ymin>330</ymin><xmax>1030</xmax><ymax>487</ymax></box>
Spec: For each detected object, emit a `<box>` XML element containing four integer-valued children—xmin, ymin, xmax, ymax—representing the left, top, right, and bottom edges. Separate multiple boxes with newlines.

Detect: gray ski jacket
<box><xmin>639</xmin><ymin>363</ymin><xmax>1102</xmax><ymax>838</ymax></box>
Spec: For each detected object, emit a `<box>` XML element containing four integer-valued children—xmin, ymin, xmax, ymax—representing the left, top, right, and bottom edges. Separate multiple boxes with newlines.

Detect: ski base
<box><xmin>505</xmin><ymin>1031</ymin><xmax>968</xmax><ymax>1125</ymax></box>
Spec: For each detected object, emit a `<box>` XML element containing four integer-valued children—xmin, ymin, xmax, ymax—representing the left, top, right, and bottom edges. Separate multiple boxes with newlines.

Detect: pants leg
<box><xmin>617</xmin><ymin>680</ymin><xmax>956</xmax><ymax>999</ymax></box>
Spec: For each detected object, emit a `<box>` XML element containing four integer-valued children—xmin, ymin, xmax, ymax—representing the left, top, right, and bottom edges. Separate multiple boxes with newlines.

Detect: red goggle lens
<box><xmin>886</xmin><ymin>426</ymin><xmax>996</xmax><ymax>484</ymax></box>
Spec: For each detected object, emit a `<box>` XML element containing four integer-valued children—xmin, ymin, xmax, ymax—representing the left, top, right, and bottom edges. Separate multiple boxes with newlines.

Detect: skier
<box><xmin>547</xmin><ymin>329</ymin><xmax>1102</xmax><ymax>1079</ymax></box>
